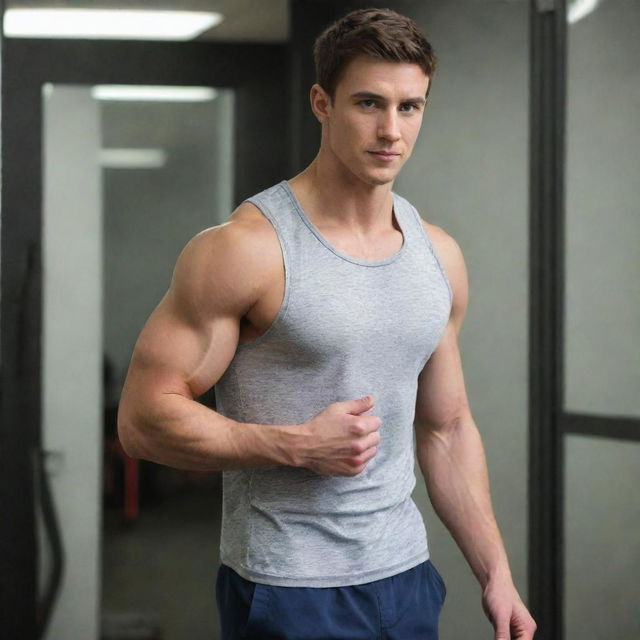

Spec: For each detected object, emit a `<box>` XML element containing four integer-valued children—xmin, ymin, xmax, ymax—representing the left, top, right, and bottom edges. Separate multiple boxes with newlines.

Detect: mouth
<box><xmin>367</xmin><ymin>151</ymin><xmax>401</xmax><ymax>161</ymax></box>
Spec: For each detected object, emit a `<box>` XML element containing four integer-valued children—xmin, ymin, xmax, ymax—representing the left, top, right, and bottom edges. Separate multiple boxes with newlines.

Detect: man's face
<box><xmin>319</xmin><ymin>55</ymin><xmax>430</xmax><ymax>187</ymax></box>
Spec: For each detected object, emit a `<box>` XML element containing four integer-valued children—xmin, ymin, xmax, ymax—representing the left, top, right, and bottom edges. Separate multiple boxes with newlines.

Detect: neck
<box><xmin>289</xmin><ymin>154</ymin><xmax>395</xmax><ymax>233</ymax></box>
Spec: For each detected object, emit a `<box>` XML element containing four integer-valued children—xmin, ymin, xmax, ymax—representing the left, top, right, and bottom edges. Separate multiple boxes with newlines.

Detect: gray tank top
<box><xmin>214</xmin><ymin>180</ymin><xmax>452</xmax><ymax>587</ymax></box>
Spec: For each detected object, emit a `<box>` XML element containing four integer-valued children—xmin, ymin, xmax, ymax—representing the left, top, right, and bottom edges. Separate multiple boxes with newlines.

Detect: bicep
<box><xmin>121</xmin><ymin>224</ymin><xmax>257</xmax><ymax>410</ymax></box>
<box><xmin>124</xmin><ymin>292</ymin><xmax>240</xmax><ymax>405</ymax></box>
<box><xmin>415</xmin><ymin>227</ymin><xmax>471</xmax><ymax>433</ymax></box>
<box><xmin>414</xmin><ymin>321</ymin><xmax>471</xmax><ymax>434</ymax></box>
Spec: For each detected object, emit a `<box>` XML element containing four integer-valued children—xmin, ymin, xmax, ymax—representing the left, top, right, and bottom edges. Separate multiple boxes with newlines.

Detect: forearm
<box><xmin>416</xmin><ymin>416</ymin><xmax>512</xmax><ymax>590</ymax></box>
<box><xmin>118</xmin><ymin>390</ymin><xmax>299</xmax><ymax>472</ymax></box>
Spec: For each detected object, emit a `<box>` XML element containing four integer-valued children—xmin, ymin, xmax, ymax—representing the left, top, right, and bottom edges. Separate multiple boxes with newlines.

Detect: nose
<box><xmin>377</xmin><ymin>108</ymin><xmax>401</xmax><ymax>142</ymax></box>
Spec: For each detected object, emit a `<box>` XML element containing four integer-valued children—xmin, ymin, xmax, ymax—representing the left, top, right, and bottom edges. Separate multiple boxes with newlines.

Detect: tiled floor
<box><xmin>101</xmin><ymin>466</ymin><xmax>223</xmax><ymax>640</ymax></box>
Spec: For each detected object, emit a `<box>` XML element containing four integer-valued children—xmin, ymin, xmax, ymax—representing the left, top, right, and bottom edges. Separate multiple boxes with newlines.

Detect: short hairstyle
<box><xmin>313</xmin><ymin>8</ymin><xmax>437</xmax><ymax>101</ymax></box>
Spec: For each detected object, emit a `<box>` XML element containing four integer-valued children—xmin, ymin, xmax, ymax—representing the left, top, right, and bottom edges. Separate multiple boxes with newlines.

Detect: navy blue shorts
<box><xmin>215</xmin><ymin>560</ymin><xmax>447</xmax><ymax>639</ymax></box>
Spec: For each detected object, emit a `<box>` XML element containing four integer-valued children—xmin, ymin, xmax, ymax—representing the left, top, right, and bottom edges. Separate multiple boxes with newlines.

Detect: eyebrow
<box><xmin>350</xmin><ymin>91</ymin><xmax>426</xmax><ymax>104</ymax></box>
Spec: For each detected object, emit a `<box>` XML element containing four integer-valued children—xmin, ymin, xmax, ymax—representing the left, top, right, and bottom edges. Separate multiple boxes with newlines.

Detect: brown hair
<box><xmin>313</xmin><ymin>8</ymin><xmax>437</xmax><ymax>101</ymax></box>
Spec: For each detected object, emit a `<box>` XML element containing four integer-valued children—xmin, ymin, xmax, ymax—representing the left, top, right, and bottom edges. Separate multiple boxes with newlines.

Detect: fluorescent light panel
<box><xmin>3</xmin><ymin>9</ymin><xmax>223</xmax><ymax>40</ymax></box>
<box><xmin>92</xmin><ymin>85</ymin><xmax>218</xmax><ymax>102</ymax></box>
<box><xmin>568</xmin><ymin>0</ymin><xmax>601</xmax><ymax>24</ymax></box>
<box><xmin>100</xmin><ymin>149</ymin><xmax>167</xmax><ymax>169</ymax></box>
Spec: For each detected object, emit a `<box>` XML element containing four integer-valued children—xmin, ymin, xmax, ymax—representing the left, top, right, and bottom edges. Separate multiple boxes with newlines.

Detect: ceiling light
<box><xmin>92</xmin><ymin>85</ymin><xmax>218</xmax><ymax>102</ymax></box>
<box><xmin>100</xmin><ymin>149</ymin><xmax>167</xmax><ymax>169</ymax></box>
<box><xmin>567</xmin><ymin>0</ymin><xmax>601</xmax><ymax>24</ymax></box>
<box><xmin>3</xmin><ymin>9</ymin><xmax>223</xmax><ymax>40</ymax></box>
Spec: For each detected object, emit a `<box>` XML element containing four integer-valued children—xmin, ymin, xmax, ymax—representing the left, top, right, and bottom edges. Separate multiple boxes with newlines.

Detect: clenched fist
<box><xmin>292</xmin><ymin>395</ymin><xmax>382</xmax><ymax>476</ymax></box>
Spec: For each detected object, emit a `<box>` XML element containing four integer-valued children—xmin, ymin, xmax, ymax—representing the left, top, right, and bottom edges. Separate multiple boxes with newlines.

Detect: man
<box><xmin>118</xmin><ymin>8</ymin><xmax>536</xmax><ymax>640</ymax></box>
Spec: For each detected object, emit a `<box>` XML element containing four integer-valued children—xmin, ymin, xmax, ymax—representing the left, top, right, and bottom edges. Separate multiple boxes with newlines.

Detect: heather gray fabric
<box><xmin>214</xmin><ymin>180</ymin><xmax>452</xmax><ymax>587</ymax></box>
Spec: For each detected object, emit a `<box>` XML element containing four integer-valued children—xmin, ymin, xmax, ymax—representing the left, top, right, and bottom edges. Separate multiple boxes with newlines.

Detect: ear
<box><xmin>310</xmin><ymin>83</ymin><xmax>332</xmax><ymax>124</ymax></box>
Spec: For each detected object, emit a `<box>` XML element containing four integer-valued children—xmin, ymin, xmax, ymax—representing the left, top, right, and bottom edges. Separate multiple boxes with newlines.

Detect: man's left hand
<box><xmin>482</xmin><ymin>576</ymin><xmax>537</xmax><ymax>639</ymax></box>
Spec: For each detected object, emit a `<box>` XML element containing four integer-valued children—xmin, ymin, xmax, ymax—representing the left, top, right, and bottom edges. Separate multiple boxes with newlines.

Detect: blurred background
<box><xmin>1</xmin><ymin>1</ymin><xmax>638</xmax><ymax>639</ymax></box>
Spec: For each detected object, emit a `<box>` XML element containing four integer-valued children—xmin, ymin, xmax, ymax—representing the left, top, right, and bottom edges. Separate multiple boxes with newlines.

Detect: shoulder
<box><xmin>420</xmin><ymin>218</ymin><xmax>469</xmax><ymax>333</ymax></box>
<box><xmin>169</xmin><ymin>201</ymin><xmax>282</xmax><ymax>320</ymax></box>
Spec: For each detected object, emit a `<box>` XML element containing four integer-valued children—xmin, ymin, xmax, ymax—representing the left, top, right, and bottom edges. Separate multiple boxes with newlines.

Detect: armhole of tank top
<box><xmin>235</xmin><ymin>196</ymin><xmax>292</xmax><ymax>350</ymax></box>
<box><xmin>407</xmin><ymin>202</ymin><xmax>454</xmax><ymax>309</ymax></box>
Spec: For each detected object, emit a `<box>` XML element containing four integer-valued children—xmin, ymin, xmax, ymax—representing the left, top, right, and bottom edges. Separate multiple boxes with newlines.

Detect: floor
<box><xmin>101</xmin><ymin>465</ymin><xmax>223</xmax><ymax>640</ymax></box>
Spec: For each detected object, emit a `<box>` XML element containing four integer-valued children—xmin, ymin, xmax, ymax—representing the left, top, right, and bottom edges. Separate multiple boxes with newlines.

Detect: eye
<box><xmin>399</xmin><ymin>103</ymin><xmax>420</xmax><ymax>113</ymax></box>
<box><xmin>358</xmin><ymin>99</ymin><xmax>377</xmax><ymax>109</ymax></box>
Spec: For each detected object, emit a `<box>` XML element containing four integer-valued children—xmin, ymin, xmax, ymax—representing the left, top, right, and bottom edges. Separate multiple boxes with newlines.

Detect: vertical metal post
<box><xmin>528</xmin><ymin>0</ymin><xmax>567</xmax><ymax>638</ymax></box>
<box><xmin>1</xmin><ymin>3</ymin><xmax>41</xmax><ymax>633</ymax></box>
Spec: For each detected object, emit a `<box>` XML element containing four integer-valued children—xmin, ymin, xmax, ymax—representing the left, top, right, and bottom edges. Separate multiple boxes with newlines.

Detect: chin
<box><xmin>367</xmin><ymin>176</ymin><xmax>394</xmax><ymax>187</ymax></box>
<box><xmin>341</xmin><ymin>160</ymin><xmax>398</xmax><ymax>187</ymax></box>
<box><xmin>364</xmin><ymin>170</ymin><xmax>398</xmax><ymax>187</ymax></box>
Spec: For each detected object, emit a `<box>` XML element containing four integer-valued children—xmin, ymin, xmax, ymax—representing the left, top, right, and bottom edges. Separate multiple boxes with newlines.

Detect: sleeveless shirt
<box><xmin>214</xmin><ymin>180</ymin><xmax>452</xmax><ymax>587</ymax></box>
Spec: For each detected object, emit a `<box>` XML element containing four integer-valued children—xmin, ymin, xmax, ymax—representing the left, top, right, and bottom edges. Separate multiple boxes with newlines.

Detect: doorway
<box><xmin>1</xmin><ymin>37</ymin><xmax>287</xmax><ymax>639</ymax></box>
<box><xmin>41</xmin><ymin>81</ymin><xmax>235</xmax><ymax>639</ymax></box>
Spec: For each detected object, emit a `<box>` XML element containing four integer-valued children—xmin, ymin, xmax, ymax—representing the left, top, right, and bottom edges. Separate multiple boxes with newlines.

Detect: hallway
<box><xmin>102</xmin><ymin>469</ymin><xmax>223</xmax><ymax>640</ymax></box>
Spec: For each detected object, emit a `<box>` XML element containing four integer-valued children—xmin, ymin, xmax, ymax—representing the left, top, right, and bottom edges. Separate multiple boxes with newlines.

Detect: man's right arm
<box><xmin>117</xmin><ymin>205</ymin><xmax>381</xmax><ymax>475</ymax></box>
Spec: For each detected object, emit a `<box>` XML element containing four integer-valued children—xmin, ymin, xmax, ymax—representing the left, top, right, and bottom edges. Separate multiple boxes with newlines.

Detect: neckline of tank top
<box><xmin>280</xmin><ymin>179</ymin><xmax>408</xmax><ymax>268</ymax></box>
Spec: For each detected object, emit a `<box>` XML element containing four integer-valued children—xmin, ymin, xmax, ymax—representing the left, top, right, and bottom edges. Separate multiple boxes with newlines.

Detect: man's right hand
<box><xmin>292</xmin><ymin>395</ymin><xmax>381</xmax><ymax>476</ymax></box>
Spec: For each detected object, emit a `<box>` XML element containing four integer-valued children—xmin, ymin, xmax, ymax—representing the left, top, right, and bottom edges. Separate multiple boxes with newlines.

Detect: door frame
<box><xmin>0</xmin><ymin>34</ymin><xmax>288</xmax><ymax>638</ymax></box>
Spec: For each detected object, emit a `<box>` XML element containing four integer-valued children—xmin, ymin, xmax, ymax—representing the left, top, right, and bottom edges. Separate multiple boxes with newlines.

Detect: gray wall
<box><xmin>564</xmin><ymin>435</ymin><xmax>640</xmax><ymax>640</ymax></box>
<box><xmin>42</xmin><ymin>84</ymin><xmax>103</xmax><ymax>640</ymax></box>
<box><xmin>563</xmin><ymin>1</ymin><xmax>640</xmax><ymax>638</ymax></box>
<box><xmin>101</xmin><ymin>91</ymin><xmax>234</xmax><ymax>386</ymax></box>
<box><xmin>394</xmin><ymin>2</ymin><xmax>530</xmax><ymax>637</ymax></box>
<box><xmin>564</xmin><ymin>0</ymin><xmax>640</xmax><ymax>417</ymax></box>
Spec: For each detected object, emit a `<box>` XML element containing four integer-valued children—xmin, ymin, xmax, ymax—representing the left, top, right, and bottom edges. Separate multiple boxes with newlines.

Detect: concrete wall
<box><xmin>394</xmin><ymin>2</ymin><xmax>530</xmax><ymax>637</ymax></box>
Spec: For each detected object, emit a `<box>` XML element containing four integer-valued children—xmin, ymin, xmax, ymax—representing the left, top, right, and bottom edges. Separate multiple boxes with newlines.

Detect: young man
<box><xmin>118</xmin><ymin>8</ymin><xmax>536</xmax><ymax>640</ymax></box>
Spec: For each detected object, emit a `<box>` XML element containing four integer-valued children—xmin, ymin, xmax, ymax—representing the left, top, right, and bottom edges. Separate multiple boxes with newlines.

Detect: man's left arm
<box><xmin>414</xmin><ymin>225</ymin><xmax>536</xmax><ymax>640</ymax></box>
